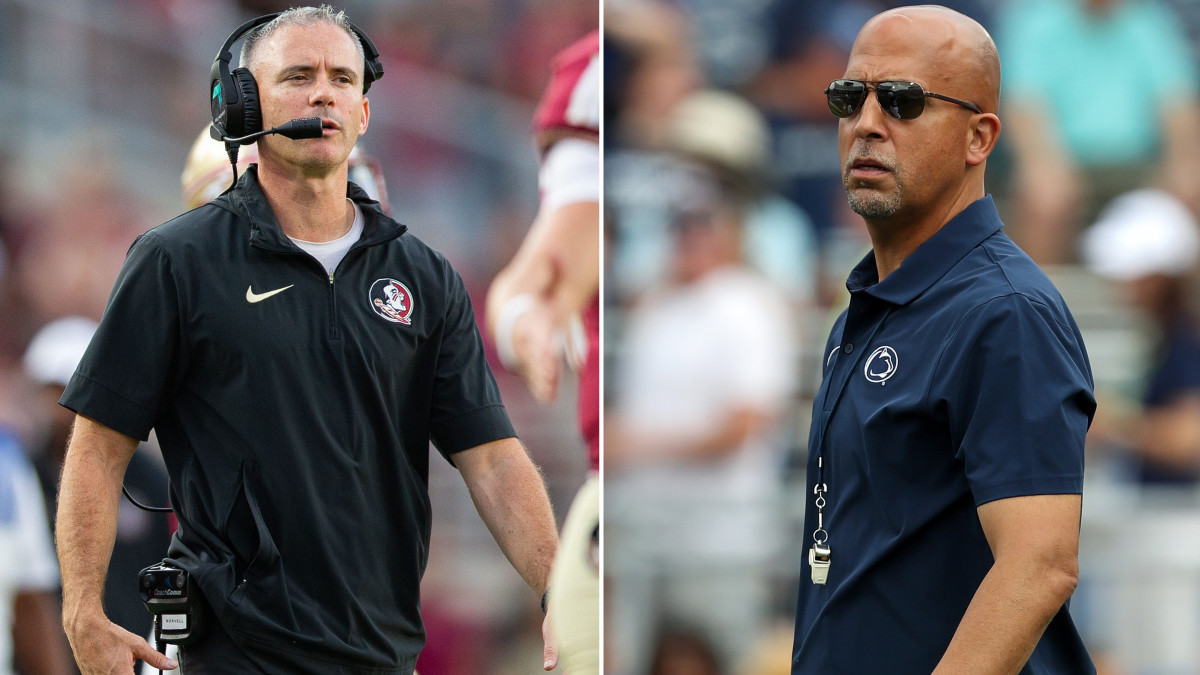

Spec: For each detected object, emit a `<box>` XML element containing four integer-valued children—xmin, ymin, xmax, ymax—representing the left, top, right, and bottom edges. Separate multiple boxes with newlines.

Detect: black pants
<box><xmin>178</xmin><ymin>618</ymin><xmax>262</xmax><ymax>674</ymax></box>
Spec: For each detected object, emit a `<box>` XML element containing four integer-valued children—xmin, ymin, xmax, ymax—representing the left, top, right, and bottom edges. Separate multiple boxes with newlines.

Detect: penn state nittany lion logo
<box><xmin>864</xmin><ymin>345</ymin><xmax>898</xmax><ymax>384</ymax></box>
<box><xmin>369</xmin><ymin>278</ymin><xmax>415</xmax><ymax>325</ymax></box>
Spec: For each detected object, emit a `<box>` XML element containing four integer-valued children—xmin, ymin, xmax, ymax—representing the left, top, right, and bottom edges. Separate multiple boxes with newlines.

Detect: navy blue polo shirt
<box><xmin>793</xmin><ymin>197</ymin><xmax>1097</xmax><ymax>674</ymax></box>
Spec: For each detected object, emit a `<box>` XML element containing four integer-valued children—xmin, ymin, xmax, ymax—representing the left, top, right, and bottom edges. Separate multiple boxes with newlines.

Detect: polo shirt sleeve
<box><xmin>60</xmin><ymin>233</ymin><xmax>184</xmax><ymax>442</ymax></box>
<box><xmin>930</xmin><ymin>293</ymin><xmax>1095</xmax><ymax>506</ymax></box>
<box><xmin>428</xmin><ymin>265</ymin><xmax>516</xmax><ymax>456</ymax></box>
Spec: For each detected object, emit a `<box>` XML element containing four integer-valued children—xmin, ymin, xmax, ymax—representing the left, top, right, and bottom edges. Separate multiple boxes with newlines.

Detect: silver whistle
<box><xmin>809</xmin><ymin>542</ymin><xmax>831</xmax><ymax>585</ymax></box>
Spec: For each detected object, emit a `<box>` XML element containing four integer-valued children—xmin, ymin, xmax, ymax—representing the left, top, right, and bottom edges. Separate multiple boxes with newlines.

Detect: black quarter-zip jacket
<box><xmin>62</xmin><ymin>166</ymin><xmax>515</xmax><ymax>673</ymax></box>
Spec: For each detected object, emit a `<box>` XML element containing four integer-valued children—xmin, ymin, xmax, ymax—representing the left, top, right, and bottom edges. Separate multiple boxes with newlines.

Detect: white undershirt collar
<box><xmin>289</xmin><ymin>201</ymin><xmax>364</xmax><ymax>276</ymax></box>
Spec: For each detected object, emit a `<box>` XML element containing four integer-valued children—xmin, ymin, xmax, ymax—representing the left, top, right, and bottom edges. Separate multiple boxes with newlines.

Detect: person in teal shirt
<box><xmin>998</xmin><ymin>0</ymin><xmax>1200</xmax><ymax>264</ymax></box>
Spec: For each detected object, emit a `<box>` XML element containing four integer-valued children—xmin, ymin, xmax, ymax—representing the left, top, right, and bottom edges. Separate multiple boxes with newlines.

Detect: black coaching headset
<box><xmin>208</xmin><ymin>11</ymin><xmax>385</xmax><ymax>146</ymax></box>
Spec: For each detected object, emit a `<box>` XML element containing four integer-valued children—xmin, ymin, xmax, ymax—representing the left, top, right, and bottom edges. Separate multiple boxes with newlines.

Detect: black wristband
<box><xmin>541</xmin><ymin>589</ymin><xmax>550</xmax><ymax>614</ymax></box>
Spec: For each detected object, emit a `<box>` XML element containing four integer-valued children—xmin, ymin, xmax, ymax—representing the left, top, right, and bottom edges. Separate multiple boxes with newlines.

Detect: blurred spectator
<box><xmin>1075</xmin><ymin>190</ymin><xmax>1200</xmax><ymax>675</ymax></box>
<box><xmin>607</xmin><ymin>82</ymin><xmax>818</xmax><ymax>307</ymax></box>
<box><xmin>12</xmin><ymin>148</ymin><xmax>152</xmax><ymax>325</ymax></box>
<box><xmin>606</xmin><ymin>0</ymin><xmax>818</xmax><ymax>305</ymax></box>
<box><xmin>605</xmin><ymin>162</ymin><xmax>796</xmax><ymax>675</ymax></box>
<box><xmin>23</xmin><ymin>317</ymin><xmax>172</xmax><ymax>643</ymax></box>
<box><xmin>745</xmin><ymin>0</ymin><xmax>873</xmax><ymax>260</ymax></box>
<box><xmin>1082</xmin><ymin>189</ymin><xmax>1200</xmax><ymax>484</ymax></box>
<box><xmin>665</xmin><ymin>89</ymin><xmax>819</xmax><ymax>306</ymax></box>
<box><xmin>0</xmin><ymin>428</ymin><xmax>73</xmax><ymax>674</ymax></box>
<box><xmin>604</xmin><ymin>0</ymin><xmax>703</xmax><ymax>300</ymax></box>
<box><xmin>605</xmin><ymin>1</ymin><xmax>701</xmax><ymax>153</ymax></box>
<box><xmin>999</xmin><ymin>0</ymin><xmax>1200</xmax><ymax>265</ymax></box>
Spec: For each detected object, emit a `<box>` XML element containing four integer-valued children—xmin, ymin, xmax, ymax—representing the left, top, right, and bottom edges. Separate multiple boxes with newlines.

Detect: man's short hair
<box><xmin>239</xmin><ymin>5</ymin><xmax>366</xmax><ymax>80</ymax></box>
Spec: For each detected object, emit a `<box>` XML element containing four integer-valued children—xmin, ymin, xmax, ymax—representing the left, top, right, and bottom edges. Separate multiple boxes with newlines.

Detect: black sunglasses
<box><xmin>825</xmin><ymin>79</ymin><xmax>982</xmax><ymax>120</ymax></box>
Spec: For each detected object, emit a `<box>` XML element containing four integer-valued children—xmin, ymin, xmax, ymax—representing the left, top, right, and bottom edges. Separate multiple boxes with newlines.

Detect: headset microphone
<box><xmin>211</xmin><ymin>117</ymin><xmax>323</xmax><ymax>144</ymax></box>
<box><xmin>211</xmin><ymin>117</ymin><xmax>325</xmax><ymax>189</ymax></box>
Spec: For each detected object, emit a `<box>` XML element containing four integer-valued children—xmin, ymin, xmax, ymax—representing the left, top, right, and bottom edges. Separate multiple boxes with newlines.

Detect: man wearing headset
<box><xmin>55</xmin><ymin>7</ymin><xmax>558</xmax><ymax>674</ymax></box>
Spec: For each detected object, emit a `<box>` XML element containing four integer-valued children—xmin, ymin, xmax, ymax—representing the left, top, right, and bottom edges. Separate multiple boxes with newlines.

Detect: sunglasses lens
<box><xmin>826</xmin><ymin>80</ymin><xmax>866</xmax><ymax>118</ymax></box>
<box><xmin>877</xmin><ymin>82</ymin><xmax>926</xmax><ymax>120</ymax></box>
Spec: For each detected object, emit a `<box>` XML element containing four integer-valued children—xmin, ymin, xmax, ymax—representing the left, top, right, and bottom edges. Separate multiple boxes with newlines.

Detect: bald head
<box><xmin>834</xmin><ymin>5</ymin><xmax>1004</xmax><ymax>255</ymax></box>
<box><xmin>852</xmin><ymin>5</ymin><xmax>999</xmax><ymax>113</ymax></box>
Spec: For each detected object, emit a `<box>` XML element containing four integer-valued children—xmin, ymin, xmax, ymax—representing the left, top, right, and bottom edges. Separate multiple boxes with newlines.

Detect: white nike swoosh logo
<box><xmin>245</xmin><ymin>284</ymin><xmax>294</xmax><ymax>303</ymax></box>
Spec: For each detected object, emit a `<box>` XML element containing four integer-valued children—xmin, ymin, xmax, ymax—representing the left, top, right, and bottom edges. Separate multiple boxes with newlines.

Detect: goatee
<box><xmin>846</xmin><ymin>186</ymin><xmax>902</xmax><ymax>219</ymax></box>
<box><xmin>843</xmin><ymin>150</ymin><xmax>903</xmax><ymax>219</ymax></box>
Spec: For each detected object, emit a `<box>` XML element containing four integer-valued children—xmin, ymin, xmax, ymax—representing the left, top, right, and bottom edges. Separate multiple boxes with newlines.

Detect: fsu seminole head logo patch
<box><xmin>369</xmin><ymin>278</ymin><xmax>415</xmax><ymax>325</ymax></box>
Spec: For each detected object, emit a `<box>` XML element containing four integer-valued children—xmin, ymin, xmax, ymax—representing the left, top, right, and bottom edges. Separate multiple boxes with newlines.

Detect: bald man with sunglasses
<box><xmin>793</xmin><ymin>6</ymin><xmax>1096</xmax><ymax>675</ymax></box>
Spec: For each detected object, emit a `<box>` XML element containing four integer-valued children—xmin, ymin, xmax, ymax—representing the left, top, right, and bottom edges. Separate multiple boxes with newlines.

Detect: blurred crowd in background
<box><xmin>0</xmin><ymin>0</ymin><xmax>594</xmax><ymax>673</ymax></box>
<box><xmin>5</xmin><ymin>0</ymin><xmax>1200</xmax><ymax>674</ymax></box>
<box><xmin>604</xmin><ymin>0</ymin><xmax>1200</xmax><ymax>674</ymax></box>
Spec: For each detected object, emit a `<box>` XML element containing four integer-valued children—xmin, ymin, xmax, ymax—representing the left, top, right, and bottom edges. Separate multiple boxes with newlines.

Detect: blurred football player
<box><xmin>486</xmin><ymin>29</ymin><xmax>600</xmax><ymax>675</ymax></box>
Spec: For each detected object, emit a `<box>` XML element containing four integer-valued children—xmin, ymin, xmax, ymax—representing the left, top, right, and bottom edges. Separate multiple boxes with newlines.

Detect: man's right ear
<box><xmin>966</xmin><ymin>113</ymin><xmax>1001</xmax><ymax>167</ymax></box>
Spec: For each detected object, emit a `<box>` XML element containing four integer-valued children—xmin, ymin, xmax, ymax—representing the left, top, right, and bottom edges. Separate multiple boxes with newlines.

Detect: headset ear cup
<box><xmin>230</xmin><ymin>67</ymin><xmax>262</xmax><ymax>140</ymax></box>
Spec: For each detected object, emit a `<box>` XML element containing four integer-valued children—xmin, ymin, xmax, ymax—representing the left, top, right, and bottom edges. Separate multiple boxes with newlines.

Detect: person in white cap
<box><xmin>1083</xmin><ymin>188</ymin><xmax>1200</xmax><ymax>482</ymax></box>
<box><xmin>664</xmin><ymin>88</ymin><xmax>819</xmax><ymax>306</ymax></box>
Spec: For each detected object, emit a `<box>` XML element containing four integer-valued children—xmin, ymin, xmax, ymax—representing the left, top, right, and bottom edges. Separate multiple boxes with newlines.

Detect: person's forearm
<box><xmin>460</xmin><ymin>440</ymin><xmax>558</xmax><ymax>594</ymax></box>
<box><xmin>932</xmin><ymin>558</ymin><xmax>1078</xmax><ymax>674</ymax></box>
<box><xmin>487</xmin><ymin>201</ymin><xmax>600</xmax><ymax>337</ymax></box>
<box><xmin>607</xmin><ymin>408</ymin><xmax>774</xmax><ymax>471</ymax></box>
<box><xmin>56</xmin><ymin>416</ymin><xmax>136</xmax><ymax>632</ymax></box>
<box><xmin>1157</xmin><ymin>101</ymin><xmax>1200</xmax><ymax>210</ymax></box>
<box><xmin>1137</xmin><ymin>396</ymin><xmax>1200</xmax><ymax>470</ymax></box>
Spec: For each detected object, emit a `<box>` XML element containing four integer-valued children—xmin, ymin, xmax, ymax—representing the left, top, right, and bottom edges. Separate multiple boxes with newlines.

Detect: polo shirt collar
<box><xmin>846</xmin><ymin>195</ymin><xmax>1003</xmax><ymax>306</ymax></box>
<box><xmin>224</xmin><ymin>165</ymin><xmax>407</xmax><ymax>253</ymax></box>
